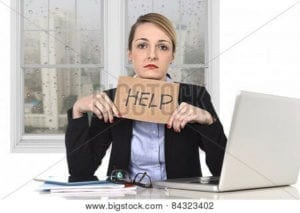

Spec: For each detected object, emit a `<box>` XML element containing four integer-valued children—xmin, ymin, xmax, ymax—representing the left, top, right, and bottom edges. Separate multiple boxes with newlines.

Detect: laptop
<box><xmin>153</xmin><ymin>91</ymin><xmax>300</xmax><ymax>192</ymax></box>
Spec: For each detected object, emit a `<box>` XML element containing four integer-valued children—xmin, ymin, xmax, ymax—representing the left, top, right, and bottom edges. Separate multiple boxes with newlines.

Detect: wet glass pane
<box><xmin>180</xmin><ymin>0</ymin><xmax>206</xmax><ymax>64</ymax></box>
<box><xmin>23</xmin><ymin>0</ymin><xmax>48</xmax><ymax>30</ymax></box>
<box><xmin>23</xmin><ymin>31</ymin><xmax>48</xmax><ymax>64</ymax></box>
<box><xmin>24</xmin><ymin>68</ymin><xmax>101</xmax><ymax>134</ymax></box>
<box><xmin>127</xmin><ymin>0</ymin><xmax>152</xmax><ymax>28</ymax></box>
<box><xmin>79</xmin><ymin>31</ymin><xmax>103</xmax><ymax>64</ymax></box>
<box><xmin>77</xmin><ymin>0</ymin><xmax>102</xmax><ymax>30</ymax></box>
<box><xmin>127</xmin><ymin>0</ymin><xmax>180</xmax><ymax>25</ymax></box>
<box><xmin>48</xmin><ymin>30</ymin><xmax>79</xmax><ymax>64</ymax></box>
<box><xmin>49</xmin><ymin>0</ymin><xmax>75</xmax><ymax>30</ymax></box>
<box><xmin>152</xmin><ymin>0</ymin><xmax>180</xmax><ymax>24</ymax></box>
<box><xmin>23</xmin><ymin>1</ymin><xmax>103</xmax><ymax>65</ymax></box>
<box><xmin>48</xmin><ymin>30</ymin><xmax>102</xmax><ymax>64</ymax></box>
<box><xmin>169</xmin><ymin>67</ymin><xmax>205</xmax><ymax>86</ymax></box>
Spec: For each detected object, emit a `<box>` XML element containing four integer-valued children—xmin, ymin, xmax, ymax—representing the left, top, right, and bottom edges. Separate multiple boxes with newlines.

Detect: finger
<box><xmin>168</xmin><ymin>104</ymin><xmax>183</xmax><ymax>129</ymax></box>
<box><xmin>102</xmin><ymin>93</ymin><xmax>120</xmax><ymax>118</ymax></box>
<box><xmin>95</xmin><ymin>93</ymin><xmax>113</xmax><ymax>122</ymax></box>
<box><xmin>93</xmin><ymin>107</ymin><xmax>103</xmax><ymax>120</ymax></box>
<box><xmin>177</xmin><ymin>102</ymin><xmax>189</xmax><ymax>115</ymax></box>
<box><xmin>174</xmin><ymin>107</ymin><xmax>191</xmax><ymax>132</ymax></box>
<box><xmin>89</xmin><ymin>101</ymin><xmax>102</xmax><ymax>119</ymax></box>
<box><xmin>173</xmin><ymin>120</ymin><xmax>181</xmax><ymax>132</ymax></box>
<box><xmin>180</xmin><ymin>117</ymin><xmax>190</xmax><ymax>129</ymax></box>
<box><xmin>102</xmin><ymin>96</ymin><xmax>115</xmax><ymax>123</ymax></box>
<box><xmin>111</xmin><ymin>104</ymin><xmax>120</xmax><ymax>118</ymax></box>
<box><xmin>104</xmin><ymin>102</ymin><xmax>114</xmax><ymax>123</ymax></box>
<box><xmin>95</xmin><ymin>101</ymin><xmax>109</xmax><ymax>123</ymax></box>
<box><xmin>168</xmin><ymin>102</ymin><xmax>184</xmax><ymax>127</ymax></box>
<box><xmin>167</xmin><ymin>110</ymin><xmax>176</xmax><ymax>128</ymax></box>
<box><xmin>178</xmin><ymin>102</ymin><xmax>188</xmax><ymax>111</ymax></box>
<box><xmin>173</xmin><ymin>113</ymin><xmax>183</xmax><ymax>132</ymax></box>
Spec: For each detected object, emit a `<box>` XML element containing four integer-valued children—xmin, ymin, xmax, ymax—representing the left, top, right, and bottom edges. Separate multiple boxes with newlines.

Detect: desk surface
<box><xmin>5</xmin><ymin>181</ymin><xmax>300</xmax><ymax>200</ymax></box>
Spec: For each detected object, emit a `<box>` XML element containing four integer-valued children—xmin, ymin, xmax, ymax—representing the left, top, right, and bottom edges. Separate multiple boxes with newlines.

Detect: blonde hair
<box><xmin>128</xmin><ymin>13</ymin><xmax>176</xmax><ymax>54</ymax></box>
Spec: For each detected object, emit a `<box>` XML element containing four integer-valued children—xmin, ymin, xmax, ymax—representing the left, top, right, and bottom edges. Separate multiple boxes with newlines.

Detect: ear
<box><xmin>127</xmin><ymin>50</ymin><xmax>132</xmax><ymax>62</ymax></box>
<box><xmin>171</xmin><ymin>54</ymin><xmax>174</xmax><ymax>63</ymax></box>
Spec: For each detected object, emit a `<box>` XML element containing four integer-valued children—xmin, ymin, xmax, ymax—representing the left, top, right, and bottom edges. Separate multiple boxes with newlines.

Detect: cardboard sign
<box><xmin>114</xmin><ymin>76</ymin><xmax>179</xmax><ymax>123</ymax></box>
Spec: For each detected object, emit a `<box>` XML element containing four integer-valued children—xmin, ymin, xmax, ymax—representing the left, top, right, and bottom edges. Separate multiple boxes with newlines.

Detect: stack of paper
<box><xmin>34</xmin><ymin>177</ymin><xmax>137</xmax><ymax>198</ymax></box>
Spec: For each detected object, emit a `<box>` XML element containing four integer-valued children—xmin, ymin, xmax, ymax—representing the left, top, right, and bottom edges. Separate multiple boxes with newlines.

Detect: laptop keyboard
<box><xmin>189</xmin><ymin>176</ymin><xmax>219</xmax><ymax>184</ymax></box>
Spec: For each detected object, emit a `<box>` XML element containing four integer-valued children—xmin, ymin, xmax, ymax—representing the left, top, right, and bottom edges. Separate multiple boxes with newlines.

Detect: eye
<box><xmin>158</xmin><ymin>44</ymin><xmax>169</xmax><ymax>51</ymax></box>
<box><xmin>137</xmin><ymin>42</ymin><xmax>148</xmax><ymax>49</ymax></box>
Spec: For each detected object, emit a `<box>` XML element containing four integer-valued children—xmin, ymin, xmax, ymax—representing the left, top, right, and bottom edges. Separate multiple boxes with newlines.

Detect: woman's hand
<box><xmin>72</xmin><ymin>92</ymin><xmax>120</xmax><ymax>123</ymax></box>
<box><xmin>167</xmin><ymin>102</ymin><xmax>214</xmax><ymax>132</ymax></box>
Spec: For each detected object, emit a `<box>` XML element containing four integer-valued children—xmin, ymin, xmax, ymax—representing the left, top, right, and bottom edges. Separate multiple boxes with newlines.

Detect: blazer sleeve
<box><xmin>191</xmin><ymin>87</ymin><xmax>227</xmax><ymax>176</ymax></box>
<box><xmin>65</xmin><ymin>108</ymin><xmax>113</xmax><ymax>180</ymax></box>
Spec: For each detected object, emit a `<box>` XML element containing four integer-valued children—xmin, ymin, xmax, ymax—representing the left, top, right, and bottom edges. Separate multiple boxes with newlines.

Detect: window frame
<box><xmin>11</xmin><ymin>0</ymin><xmax>219</xmax><ymax>152</ymax></box>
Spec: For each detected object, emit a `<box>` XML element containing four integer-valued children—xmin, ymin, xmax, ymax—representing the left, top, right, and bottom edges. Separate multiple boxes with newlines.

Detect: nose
<box><xmin>148</xmin><ymin>46</ymin><xmax>158</xmax><ymax>61</ymax></box>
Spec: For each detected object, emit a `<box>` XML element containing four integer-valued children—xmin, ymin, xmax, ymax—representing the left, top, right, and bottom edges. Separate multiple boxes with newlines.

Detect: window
<box><xmin>11</xmin><ymin>0</ymin><xmax>219</xmax><ymax>152</ymax></box>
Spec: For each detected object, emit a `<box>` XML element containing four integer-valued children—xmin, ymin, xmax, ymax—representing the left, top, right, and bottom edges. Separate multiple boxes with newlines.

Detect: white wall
<box><xmin>219</xmin><ymin>0</ymin><xmax>300</xmax><ymax>133</ymax></box>
<box><xmin>218</xmin><ymin>0</ymin><xmax>300</xmax><ymax>189</ymax></box>
<box><xmin>1</xmin><ymin>0</ymin><xmax>300</xmax><ymax>200</ymax></box>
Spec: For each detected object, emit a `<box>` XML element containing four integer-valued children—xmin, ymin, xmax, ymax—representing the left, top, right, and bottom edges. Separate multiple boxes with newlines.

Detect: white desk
<box><xmin>5</xmin><ymin>180</ymin><xmax>300</xmax><ymax>200</ymax></box>
<box><xmin>2</xmin><ymin>182</ymin><xmax>299</xmax><ymax>213</ymax></box>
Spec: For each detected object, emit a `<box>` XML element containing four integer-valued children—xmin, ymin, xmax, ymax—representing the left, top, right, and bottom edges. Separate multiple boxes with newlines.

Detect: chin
<box><xmin>137</xmin><ymin>73</ymin><xmax>165</xmax><ymax>81</ymax></box>
<box><xmin>141</xmin><ymin>76</ymin><xmax>164</xmax><ymax>81</ymax></box>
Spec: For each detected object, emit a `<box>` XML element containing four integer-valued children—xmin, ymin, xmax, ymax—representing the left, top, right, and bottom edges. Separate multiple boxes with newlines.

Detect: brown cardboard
<box><xmin>114</xmin><ymin>76</ymin><xmax>179</xmax><ymax>123</ymax></box>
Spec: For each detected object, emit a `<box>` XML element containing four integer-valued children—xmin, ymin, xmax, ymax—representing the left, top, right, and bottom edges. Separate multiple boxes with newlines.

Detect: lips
<box><xmin>144</xmin><ymin>64</ymin><xmax>158</xmax><ymax>69</ymax></box>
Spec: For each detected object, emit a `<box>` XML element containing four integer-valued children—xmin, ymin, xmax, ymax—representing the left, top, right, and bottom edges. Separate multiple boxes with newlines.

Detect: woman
<box><xmin>65</xmin><ymin>13</ymin><xmax>227</xmax><ymax>183</ymax></box>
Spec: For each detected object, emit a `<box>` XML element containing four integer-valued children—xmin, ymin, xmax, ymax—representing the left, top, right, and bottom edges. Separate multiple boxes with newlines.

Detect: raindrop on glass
<box><xmin>28</xmin><ymin>10</ymin><xmax>33</xmax><ymax>15</ymax></box>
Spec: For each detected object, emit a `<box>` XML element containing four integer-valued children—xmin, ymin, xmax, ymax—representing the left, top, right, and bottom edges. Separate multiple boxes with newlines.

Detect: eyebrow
<box><xmin>134</xmin><ymin>38</ymin><xmax>171</xmax><ymax>44</ymax></box>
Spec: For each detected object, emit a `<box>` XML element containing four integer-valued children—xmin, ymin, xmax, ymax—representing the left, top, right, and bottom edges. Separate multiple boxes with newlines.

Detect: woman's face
<box><xmin>128</xmin><ymin>22</ymin><xmax>174</xmax><ymax>81</ymax></box>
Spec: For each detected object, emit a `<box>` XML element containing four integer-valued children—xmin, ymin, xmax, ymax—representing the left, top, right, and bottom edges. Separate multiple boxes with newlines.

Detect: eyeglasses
<box><xmin>109</xmin><ymin>169</ymin><xmax>152</xmax><ymax>188</ymax></box>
